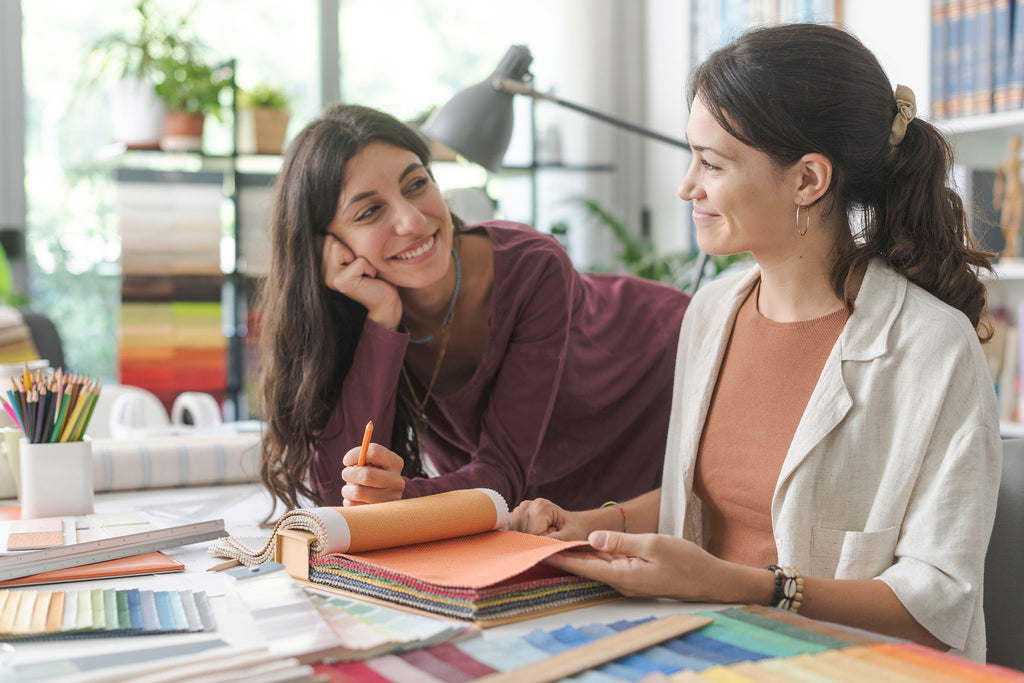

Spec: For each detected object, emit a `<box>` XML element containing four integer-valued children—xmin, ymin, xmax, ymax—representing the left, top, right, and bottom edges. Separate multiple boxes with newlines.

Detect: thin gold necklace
<box><xmin>402</xmin><ymin>305</ymin><xmax>454</xmax><ymax>426</ymax></box>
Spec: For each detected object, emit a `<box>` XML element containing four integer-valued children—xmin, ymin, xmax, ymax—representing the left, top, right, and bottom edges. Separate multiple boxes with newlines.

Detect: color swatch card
<box><xmin>316</xmin><ymin>605</ymin><xmax>1024</xmax><ymax>682</ymax></box>
<box><xmin>307</xmin><ymin>590</ymin><xmax>478</xmax><ymax>661</ymax></box>
<box><xmin>0</xmin><ymin>586</ymin><xmax>215</xmax><ymax>640</ymax></box>
<box><xmin>228</xmin><ymin>562</ymin><xmax>477</xmax><ymax>664</ymax></box>
<box><xmin>4</xmin><ymin>518</ymin><xmax>65</xmax><ymax>551</ymax></box>
<box><xmin>0</xmin><ymin>510</ymin><xmax>162</xmax><ymax>552</ymax></box>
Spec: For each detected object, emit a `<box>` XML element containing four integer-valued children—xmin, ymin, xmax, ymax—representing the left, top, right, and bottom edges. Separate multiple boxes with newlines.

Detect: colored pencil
<box><xmin>357</xmin><ymin>420</ymin><xmax>373</xmax><ymax>467</ymax></box>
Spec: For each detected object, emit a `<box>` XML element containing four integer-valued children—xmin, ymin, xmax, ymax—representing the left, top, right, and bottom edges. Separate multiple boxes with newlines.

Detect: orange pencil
<box><xmin>357</xmin><ymin>420</ymin><xmax>373</xmax><ymax>466</ymax></box>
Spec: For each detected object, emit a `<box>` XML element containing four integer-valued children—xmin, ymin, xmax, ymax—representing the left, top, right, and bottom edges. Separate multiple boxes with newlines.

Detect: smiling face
<box><xmin>326</xmin><ymin>141</ymin><xmax>454</xmax><ymax>290</ymax></box>
<box><xmin>678</xmin><ymin>96</ymin><xmax>804</xmax><ymax>263</ymax></box>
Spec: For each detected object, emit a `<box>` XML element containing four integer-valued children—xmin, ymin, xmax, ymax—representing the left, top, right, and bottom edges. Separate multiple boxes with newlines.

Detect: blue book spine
<box><xmin>1009</xmin><ymin>0</ymin><xmax>1024</xmax><ymax>108</ymax></box>
<box><xmin>975</xmin><ymin>0</ymin><xmax>996</xmax><ymax>114</ymax></box>
<box><xmin>994</xmin><ymin>0</ymin><xmax>1013</xmax><ymax>110</ymax></box>
<box><xmin>948</xmin><ymin>0</ymin><xmax>965</xmax><ymax>117</ymax></box>
<box><xmin>934</xmin><ymin>0</ymin><xmax>950</xmax><ymax>119</ymax></box>
<box><xmin>962</xmin><ymin>0</ymin><xmax>978</xmax><ymax>116</ymax></box>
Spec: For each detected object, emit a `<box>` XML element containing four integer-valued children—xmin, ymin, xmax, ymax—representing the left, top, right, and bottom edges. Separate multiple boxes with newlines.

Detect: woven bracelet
<box><xmin>600</xmin><ymin>500</ymin><xmax>628</xmax><ymax>532</ymax></box>
<box><xmin>765</xmin><ymin>564</ymin><xmax>804</xmax><ymax>613</ymax></box>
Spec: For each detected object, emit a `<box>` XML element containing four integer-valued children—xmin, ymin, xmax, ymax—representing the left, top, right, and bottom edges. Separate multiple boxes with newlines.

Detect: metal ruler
<box><xmin>0</xmin><ymin>519</ymin><xmax>226</xmax><ymax>581</ymax></box>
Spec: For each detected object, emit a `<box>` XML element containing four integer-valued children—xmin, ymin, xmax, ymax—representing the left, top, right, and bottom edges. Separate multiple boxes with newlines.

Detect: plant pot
<box><xmin>109</xmin><ymin>78</ymin><xmax>165</xmax><ymax>150</ymax></box>
<box><xmin>238</xmin><ymin>107</ymin><xmax>290</xmax><ymax>155</ymax></box>
<box><xmin>161</xmin><ymin>111</ymin><xmax>205</xmax><ymax>152</ymax></box>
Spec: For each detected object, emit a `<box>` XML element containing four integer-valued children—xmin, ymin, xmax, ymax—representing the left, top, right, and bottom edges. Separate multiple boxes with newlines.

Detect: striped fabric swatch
<box><xmin>313</xmin><ymin>605</ymin><xmax>1024</xmax><ymax>682</ymax></box>
<box><xmin>309</xmin><ymin>554</ymin><xmax>618</xmax><ymax>622</ymax></box>
<box><xmin>0</xmin><ymin>587</ymin><xmax>215</xmax><ymax>640</ymax></box>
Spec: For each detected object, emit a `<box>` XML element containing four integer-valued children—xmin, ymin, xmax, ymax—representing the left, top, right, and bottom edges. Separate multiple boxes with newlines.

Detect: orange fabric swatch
<box><xmin>341</xmin><ymin>530</ymin><xmax>591</xmax><ymax>589</ymax></box>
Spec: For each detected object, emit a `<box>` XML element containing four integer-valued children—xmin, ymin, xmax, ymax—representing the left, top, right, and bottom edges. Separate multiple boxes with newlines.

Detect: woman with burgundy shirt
<box><xmin>257</xmin><ymin>104</ymin><xmax>690</xmax><ymax>517</ymax></box>
<box><xmin>509</xmin><ymin>24</ymin><xmax>1000</xmax><ymax>661</ymax></box>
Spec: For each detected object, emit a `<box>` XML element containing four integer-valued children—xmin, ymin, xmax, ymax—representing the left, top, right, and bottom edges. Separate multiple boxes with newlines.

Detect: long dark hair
<box><xmin>257</xmin><ymin>104</ymin><xmax>450</xmax><ymax>514</ymax></box>
<box><xmin>689</xmin><ymin>23</ymin><xmax>993</xmax><ymax>337</ymax></box>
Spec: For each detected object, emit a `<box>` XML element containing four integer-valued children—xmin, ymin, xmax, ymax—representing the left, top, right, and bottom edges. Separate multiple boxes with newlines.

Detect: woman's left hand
<box><xmin>340</xmin><ymin>443</ymin><xmax>406</xmax><ymax>505</ymax></box>
<box><xmin>545</xmin><ymin>531</ymin><xmax>736</xmax><ymax>602</ymax></box>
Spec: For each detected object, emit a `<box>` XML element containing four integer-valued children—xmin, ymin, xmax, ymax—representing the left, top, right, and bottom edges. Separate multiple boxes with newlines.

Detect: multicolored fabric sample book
<box><xmin>313</xmin><ymin>605</ymin><xmax>1024</xmax><ymax>682</ymax></box>
<box><xmin>208</xmin><ymin>488</ymin><xmax>619</xmax><ymax>624</ymax></box>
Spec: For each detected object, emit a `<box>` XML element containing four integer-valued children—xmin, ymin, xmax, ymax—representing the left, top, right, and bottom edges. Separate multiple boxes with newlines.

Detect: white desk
<box><xmin>0</xmin><ymin>484</ymin><xmax>713</xmax><ymax>681</ymax></box>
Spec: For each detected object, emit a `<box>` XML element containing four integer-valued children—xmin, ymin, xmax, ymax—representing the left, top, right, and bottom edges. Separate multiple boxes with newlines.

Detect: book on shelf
<box><xmin>1008</xmin><ymin>0</ymin><xmax>1024</xmax><ymax>109</ymax></box>
<box><xmin>964</xmin><ymin>0</ymin><xmax>978</xmax><ymax>115</ymax></box>
<box><xmin>994</xmin><ymin>0</ymin><xmax>1014</xmax><ymax>110</ymax></box>
<box><xmin>208</xmin><ymin>488</ymin><xmax>619</xmax><ymax>625</ymax></box>
<box><xmin>933</xmin><ymin>0</ymin><xmax>950</xmax><ymax>118</ymax></box>
<box><xmin>1000</xmin><ymin>322</ymin><xmax>1019</xmax><ymax>422</ymax></box>
<box><xmin>972</xmin><ymin>0</ymin><xmax>996</xmax><ymax>115</ymax></box>
<box><xmin>949</xmin><ymin>0</ymin><xmax>967</xmax><ymax>118</ymax></box>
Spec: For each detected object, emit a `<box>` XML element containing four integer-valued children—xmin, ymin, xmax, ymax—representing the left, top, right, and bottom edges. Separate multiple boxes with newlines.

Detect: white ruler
<box><xmin>0</xmin><ymin>519</ymin><xmax>226</xmax><ymax>581</ymax></box>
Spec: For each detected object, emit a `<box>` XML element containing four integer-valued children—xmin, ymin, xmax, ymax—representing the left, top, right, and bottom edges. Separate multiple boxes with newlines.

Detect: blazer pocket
<box><xmin>809</xmin><ymin>525</ymin><xmax>900</xmax><ymax>579</ymax></box>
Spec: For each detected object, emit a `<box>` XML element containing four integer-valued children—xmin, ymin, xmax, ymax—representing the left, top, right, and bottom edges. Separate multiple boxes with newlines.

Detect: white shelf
<box><xmin>992</xmin><ymin>260</ymin><xmax>1024</xmax><ymax>281</ymax></box>
<box><xmin>937</xmin><ymin>109</ymin><xmax>1024</xmax><ymax>136</ymax></box>
<box><xmin>939</xmin><ymin>111</ymin><xmax>1024</xmax><ymax>169</ymax></box>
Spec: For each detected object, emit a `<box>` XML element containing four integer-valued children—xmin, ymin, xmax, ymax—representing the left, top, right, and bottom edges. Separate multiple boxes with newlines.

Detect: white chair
<box><xmin>84</xmin><ymin>384</ymin><xmax>169</xmax><ymax>439</ymax></box>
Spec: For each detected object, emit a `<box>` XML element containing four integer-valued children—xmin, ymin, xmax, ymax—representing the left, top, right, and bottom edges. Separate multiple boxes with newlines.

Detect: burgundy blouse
<box><xmin>311</xmin><ymin>221</ymin><xmax>690</xmax><ymax>509</ymax></box>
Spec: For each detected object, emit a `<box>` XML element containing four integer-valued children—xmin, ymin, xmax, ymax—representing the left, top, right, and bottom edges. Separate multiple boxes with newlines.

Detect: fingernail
<box><xmin>590</xmin><ymin>531</ymin><xmax>608</xmax><ymax>548</ymax></box>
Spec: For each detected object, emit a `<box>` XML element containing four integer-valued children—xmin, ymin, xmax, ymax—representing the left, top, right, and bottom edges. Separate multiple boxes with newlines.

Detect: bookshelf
<box><xmin>114</xmin><ymin>151</ymin><xmax>279</xmax><ymax>422</ymax></box>
<box><xmin>912</xmin><ymin>0</ymin><xmax>1024</xmax><ymax>434</ymax></box>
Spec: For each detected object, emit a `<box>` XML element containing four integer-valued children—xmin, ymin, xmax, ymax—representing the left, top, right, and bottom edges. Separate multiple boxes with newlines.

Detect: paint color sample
<box><xmin>313</xmin><ymin>606</ymin><xmax>1024</xmax><ymax>682</ymax></box>
<box><xmin>6</xmin><ymin>518</ymin><xmax>64</xmax><ymax>550</ymax></box>
<box><xmin>0</xmin><ymin>587</ymin><xmax>215</xmax><ymax>640</ymax></box>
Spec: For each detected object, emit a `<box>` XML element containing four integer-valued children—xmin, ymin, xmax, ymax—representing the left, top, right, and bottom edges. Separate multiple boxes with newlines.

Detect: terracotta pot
<box><xmin>250</xmin><ymin>108</ymin><xmax>290</xmax><ymax>155</ymax></box>
<box><xmin>161</xmin><ymin>111</ymin><xmax>206</xmax><ymax>152</ymax></box>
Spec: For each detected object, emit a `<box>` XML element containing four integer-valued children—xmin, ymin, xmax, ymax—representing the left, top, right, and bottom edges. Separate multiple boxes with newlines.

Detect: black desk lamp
<box><xmin>421</xmin><ymin>44</ymin><xmax>712</xmax><ymax>290</ymax></box>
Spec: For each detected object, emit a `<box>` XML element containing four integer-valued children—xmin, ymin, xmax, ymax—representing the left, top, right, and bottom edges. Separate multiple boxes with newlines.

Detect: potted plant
<box><xmin>84</xmin><ymin>0</ymin><xmax>188</xmax><ymax>149</ymax></box>
<box><xmin>154</xmin><ymin>46</ymin><xmax>232</xmax><ymax>153</ymax></box>
<box><xmin>237</xmin><ymin>82</ymin><xmax>291</xmax><ymax>155</ymax></box>
<box><xmin>571</xmin><ymin>197</ymin><xmax>752</xmax><ymax>292</ymax></box>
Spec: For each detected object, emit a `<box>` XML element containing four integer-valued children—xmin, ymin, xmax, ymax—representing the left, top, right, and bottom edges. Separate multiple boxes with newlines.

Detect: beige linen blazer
<box><xmin>658</xmin><ymin>259</ymin><xmax>1001</xmax><ymax>660</ymax></box>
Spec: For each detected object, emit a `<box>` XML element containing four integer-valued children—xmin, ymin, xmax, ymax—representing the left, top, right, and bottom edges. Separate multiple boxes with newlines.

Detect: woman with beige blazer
<box><xmin>509</xmin><ymin>23</ymin><xmax>1000</xmax><ymax>661</ymax></box>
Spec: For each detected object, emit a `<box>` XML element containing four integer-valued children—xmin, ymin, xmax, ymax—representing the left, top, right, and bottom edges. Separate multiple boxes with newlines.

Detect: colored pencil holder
<box><xmin>19</xmin><ymin>438</ymin><xmax>94</xmax><ymax>518</ymax></box>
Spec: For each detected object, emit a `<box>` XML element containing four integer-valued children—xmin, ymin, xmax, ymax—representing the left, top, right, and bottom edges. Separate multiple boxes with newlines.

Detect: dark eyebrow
<box><xmin>343</xmin><ymin>163</ymin><xmax>424</xmax><ymax>209</ymax></box>
<box><xmin>691</xmin><ymin>144</ymin><xmax>733</xmax><ymax>160</ymax></box>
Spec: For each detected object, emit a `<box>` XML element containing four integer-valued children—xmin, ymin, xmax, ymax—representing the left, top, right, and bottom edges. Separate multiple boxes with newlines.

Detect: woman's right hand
<box><xmin>507</xmin><ymin>498</ymin><xmax>596</xmax><ymax>541</ymax></box>
<box><xmin>321</xmin><ymin>234</ymin><xmax>402</xmax><ymax>330</ymax></box>
<box><xmin>340</xmin><ymin>442</ymin><xmax>406</xmax><ymax>505</ymax></box>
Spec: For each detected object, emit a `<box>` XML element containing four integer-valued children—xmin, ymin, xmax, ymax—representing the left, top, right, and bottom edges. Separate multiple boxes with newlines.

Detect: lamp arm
<box><xmin>493</xmin><ymin>78</ymin><xmax>690</xmax><ymax>150</ymax></box>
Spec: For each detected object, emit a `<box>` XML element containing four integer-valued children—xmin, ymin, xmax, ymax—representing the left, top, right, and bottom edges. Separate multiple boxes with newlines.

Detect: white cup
<box><xmin>19</xmin><ymin>438</ymin><xmax>94</xmax><ymax>518</ymax></box>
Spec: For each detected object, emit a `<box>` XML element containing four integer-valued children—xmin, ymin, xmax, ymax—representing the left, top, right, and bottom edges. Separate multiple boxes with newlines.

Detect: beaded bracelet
<box><xmin>600</xmin><ymin>501</ymin><xmax>628</xmax><ymax>532</ymax></box>
<box><xmin>766</xmin><ymin>564</ymin><xmax>804</xmax><ymax>613</ymax></box>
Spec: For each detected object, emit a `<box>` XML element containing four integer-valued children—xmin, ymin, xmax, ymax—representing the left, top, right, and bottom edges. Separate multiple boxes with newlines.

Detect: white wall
<box><xmin>842</xmin><ymin>0</ymin><xmax>932</xmax><ymax>116</ymax></box>
<box><xmin>642</xmin><ymin>0</ymin><xmax>692</xmax><ymax>255</ymax></box>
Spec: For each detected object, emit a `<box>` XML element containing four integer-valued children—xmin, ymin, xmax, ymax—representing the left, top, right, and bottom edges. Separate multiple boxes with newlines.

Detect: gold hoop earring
<box><xmin>796</xmin><ymin>203</ymin><xmax>808</xmax><ymax>236</ymax></box>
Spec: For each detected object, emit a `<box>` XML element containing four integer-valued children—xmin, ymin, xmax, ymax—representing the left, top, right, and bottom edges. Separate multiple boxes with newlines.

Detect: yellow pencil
<box><xmin>59</xmin><ymin>379</ymin><xmax>92</xmax><ymax>443</ymax></box>
<box><xmin>69</xmin><ymin>383</ymin><xmax>100</xmax><ymax>442</ymax></box>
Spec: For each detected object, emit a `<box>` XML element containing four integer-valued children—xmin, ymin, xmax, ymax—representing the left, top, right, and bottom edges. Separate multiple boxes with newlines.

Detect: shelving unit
<box><xmin>113</xmin><ymin>146</ymin><xmax>280</xmax><ymax>422</ymax></box>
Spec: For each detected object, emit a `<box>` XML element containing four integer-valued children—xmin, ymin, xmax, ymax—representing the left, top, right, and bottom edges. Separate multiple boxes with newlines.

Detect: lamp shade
<box><xmin>421</xmin><ymin>45</ymin><xmax>533</xmax><ymax>172</ymax></box>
